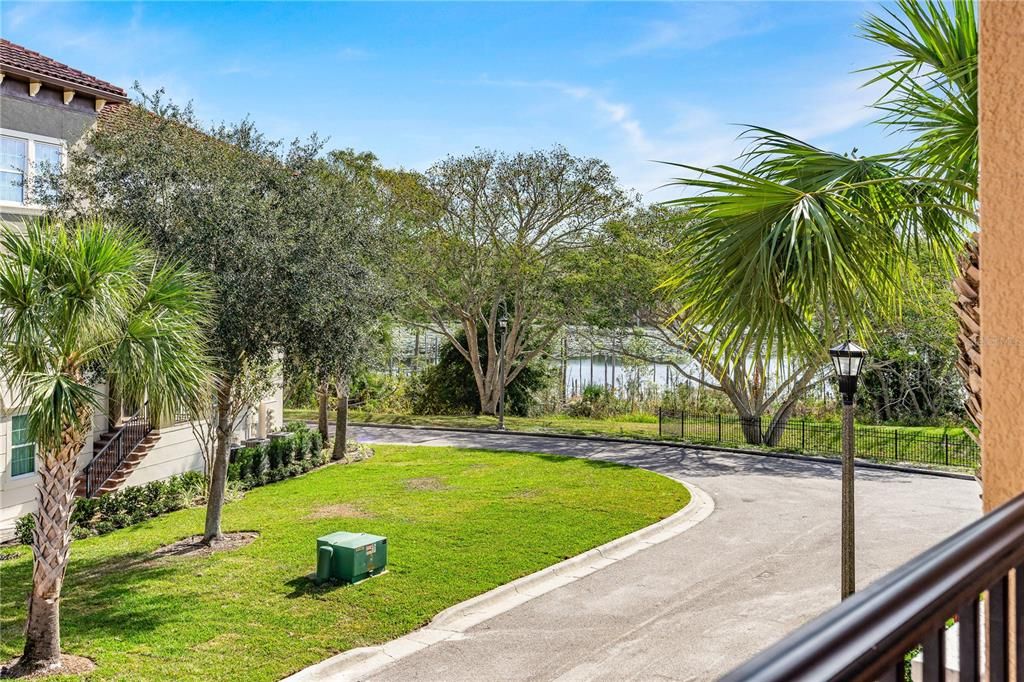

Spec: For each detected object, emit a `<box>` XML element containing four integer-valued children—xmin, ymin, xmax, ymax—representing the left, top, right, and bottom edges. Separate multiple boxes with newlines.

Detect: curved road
<box><xmin>349</xmin><ymin>425</ymin><xmax>980</xmax><ymax>681</ymax></box>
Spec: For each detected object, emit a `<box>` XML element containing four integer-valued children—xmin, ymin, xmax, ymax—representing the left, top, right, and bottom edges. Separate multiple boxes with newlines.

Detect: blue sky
<box><xmin>3</xmin><ymin>1</ymin><xmax>903</xmax><ymax>201</ymax></box>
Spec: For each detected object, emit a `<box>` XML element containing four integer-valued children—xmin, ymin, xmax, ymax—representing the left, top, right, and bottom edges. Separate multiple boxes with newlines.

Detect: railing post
<box><xmin>944</xmin><ymin>433</ymin><xmax>950</xmax><ymax>465</ymax></box>
<box><xmin>658</xmin><ymin>407</ymin><xmax>662</xmax><ymax>438</ymax></box>
<box><xmin>894</xmin><ymin>429</ymin><xmax>899</xmax><ymax>460</ymax></box>
<box><xmin>801</xmin><ymin>420</ymin><xmax>806</xmax><ymax>450</ymax></box>
<box><xmin>681</xmin><ymin>409</ymin><xmax>685</xmax><ymax>440</ymax></box>
<box><xmin>717</xmin><ymin>413</ymin><xmax>722</xmax><ymax>442</ymax></box>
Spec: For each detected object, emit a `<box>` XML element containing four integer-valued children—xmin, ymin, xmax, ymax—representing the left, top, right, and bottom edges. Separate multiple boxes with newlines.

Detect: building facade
<box><xmin>0</xmin><ymin>40</ymin><xmax>283</xmax><ymax>540</ymax></box>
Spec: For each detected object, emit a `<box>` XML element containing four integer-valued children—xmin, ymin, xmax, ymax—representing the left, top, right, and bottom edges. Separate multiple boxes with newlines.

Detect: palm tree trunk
<box><xmin>953</xmin><ymin>235</ymin><xmax>981</xmax><ymax>447</ymax></box>
<box><xmin>203</xmin><ymin>377</ymin><xmax>233</xmax><ymax>544</ymax></box>
<box><xmin>332</xmin><ymin>377</ymin><xmax>349</xmax><ymax>461</ymax></box>
<box><xmin>17</xmin><ymin>427</ymin><xmax>82</xmax><ymax>674</ymax></box>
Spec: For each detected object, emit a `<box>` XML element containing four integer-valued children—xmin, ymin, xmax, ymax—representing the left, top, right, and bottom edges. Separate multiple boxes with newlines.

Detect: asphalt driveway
<box><xmin>344</xmin><ymin>425</ymin><xmax>980</xmax><ymax>681</ymax></box>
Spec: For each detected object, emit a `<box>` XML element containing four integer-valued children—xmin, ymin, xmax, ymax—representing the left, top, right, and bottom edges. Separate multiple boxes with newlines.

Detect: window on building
<box><xmin>0</xmin><ymin>132</ymin><xmax>65</xmax><ymax>206</ymax></box>
<box><xmin>1</xmin><ymin>135</ymin><xmax>27</xmax><ymax>203</ymax></box>
<box><xmin>11</xmin><ymin>415</ymin><xmax>36</xmax><ymax>477</ymax></box>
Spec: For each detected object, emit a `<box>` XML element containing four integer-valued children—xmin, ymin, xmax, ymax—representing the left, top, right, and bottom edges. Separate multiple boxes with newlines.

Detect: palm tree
<box><xmin>0</xmin><ymin>219</ymin><xmax>210</xmax><ymax>676</ymax></box>
<box><xmin>660</xmin><ymin>0</ymin><xmax>978</xmax><ymax>427</ymax></box>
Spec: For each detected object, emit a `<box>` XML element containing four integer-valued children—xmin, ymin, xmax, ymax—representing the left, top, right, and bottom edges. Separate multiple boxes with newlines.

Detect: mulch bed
<box><xmin>1</xmin><ymin>654</ymin><xmax>96</xmax><ymax>679</ymax></box>
<box><xmin>151</xmin><ymin>532</ymin><xmax>259</xmax><ymax>560</ymax></box>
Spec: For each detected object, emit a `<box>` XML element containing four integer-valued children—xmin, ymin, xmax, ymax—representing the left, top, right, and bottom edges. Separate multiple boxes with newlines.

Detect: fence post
<box><xmin>944</xmin><ymin>433</ymin><xmax>950</xmax><ymax>465</ymax></box>
<box><xmin>681</xmin><ymin>410</ymin><xmax>686</xmax><ymax>440</ymax></box>
<box><xmin>894</xmin><ymin>429</ymin><xmax>899</xmax><ymax>461</ymax></box>
<box><xmin>658</xmin><ymin>407</ymin><xmax>662</xmax><ymax>438</ymax></box>
<box><xmin>717</xmin><ymin>413</ymin><xmax>722</xmax><ymax>442</ymax></box>
<box><xmin>801</xmin><ymin>420</ymin><xmax>806</xmax><ymax>450</ymax></box>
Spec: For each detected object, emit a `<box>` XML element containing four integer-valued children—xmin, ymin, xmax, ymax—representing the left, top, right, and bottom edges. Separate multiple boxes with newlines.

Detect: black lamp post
<box><xmin>829</xmin><ymin>340</ymin><xmax>867</xmax><ymax>600</ymax></box>
<box><xmin>497</xmin><ymin>315</ymin><xmax>509</xmax><ymax>431</ymax></box>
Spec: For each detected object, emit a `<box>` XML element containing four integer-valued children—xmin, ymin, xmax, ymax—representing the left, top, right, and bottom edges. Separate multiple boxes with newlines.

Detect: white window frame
<box><xmin>0</xmin><ymin>128</ymin><xmax>67</xmax><ymax>211</ymax></box>
<box><xmin>9</xmin><ymin>414</ymin><xmax>38</xmax><ymax>480</ymax></box>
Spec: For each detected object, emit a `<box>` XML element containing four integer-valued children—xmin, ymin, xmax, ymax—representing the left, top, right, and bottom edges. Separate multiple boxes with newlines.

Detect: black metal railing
<box><xmin>721</xmin><ymin>491</ymin><xmax>1024</xmax><ymax>681</ymax></box>
<box><xmin>82</xmin><ymin>403</ymin><xmax>153</xmax><ymax>497</ymax></box>
<box><xmin>657</xmin><ymin>409</ymin><xmax>980</xmax><ymax>470</ymax></box>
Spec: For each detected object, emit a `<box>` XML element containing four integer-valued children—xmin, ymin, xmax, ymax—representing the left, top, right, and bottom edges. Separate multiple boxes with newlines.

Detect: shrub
<box><xmin>267</xmin><ymin>437</ymin><xmax>291</xmax><ymax>470</ymax></box>
<box><xmin>71</xmin><ymin>525</ymin><xmax>94</xmax><ymax>540</ymax></box>
<box><xmin>224</xmin><ymin>480</ymin><xmax>247</xmax><ymax>503</ymax></box>
<box><xmin>309</xmin><ymin>430</ymin><xmax>323</xmax><ymax>455</ymax></box>
<box><xmin>75</xmin><ymin>470</ymin><xmax>209</xmax><ymax>537</ymax></box>
<box><xmin>175</xmin><ymin>472</ymin><xmax>206</xmax><ymax>507</ymax></box>
<box><xmin>309</xmin><ymin>450</ymin><xmax>328</xmax><ymax>468</ymax></box>
<box><xmin>93</xmin><ymin>520</ymin><xmax>115</xmax><ymax>535</ymax></box>
<box><xmin>566</xmin><ymin>385</ymin><xmax>620</xmax><ymax>419</ymax></box>
<box><xmin>11</xmin><ymin>432</ymin><xmax>336</xmax><ymax>548</ymax></box>
<box><xmin>291</xmin><ymin>430</ymin><xmax>309</xmax><ymax>462</ymax></box>
<box><xmin>231</xmin><ymin>445</ymin><xmax>266</xmax><ymax>481</ymax></box>
<box><xmin>15</xmin><ymin>514</ymin><xmax>34</xmax><ymax>546</ymax></box>
<box><xmin>71</xmin><ymin>497</ymin><xmax>100</xmax><ymax>529</ymax></box>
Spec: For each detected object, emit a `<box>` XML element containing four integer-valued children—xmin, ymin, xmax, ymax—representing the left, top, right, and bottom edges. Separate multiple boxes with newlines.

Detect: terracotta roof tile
<box><xmin>0</xmin><ymin>39</ymin><xmax>127</xmax><ymax>99</ymax></box>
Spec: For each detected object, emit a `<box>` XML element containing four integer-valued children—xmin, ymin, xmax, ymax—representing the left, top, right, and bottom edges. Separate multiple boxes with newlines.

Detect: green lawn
<box><xmin>0</xmin><ymin>444</ymin><xmax>688</xmax><ymax>681</ymax></box>
<box><xmin>288</xmin><ymin>410</ymin><xmax>977</xmax><ymax>471</ymax></box>
<box><xmin>290</xmin><ymin>409</ymin><xmax>666</xmax><ymax>439</ymax></box>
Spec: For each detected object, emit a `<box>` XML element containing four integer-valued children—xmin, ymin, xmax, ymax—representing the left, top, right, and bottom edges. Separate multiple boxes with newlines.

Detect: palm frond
<box><xmin>859</xmin><ymin>0</ymin><xmax>978</xmax><ymax>204</ymax></box>
<box><xmin>659</xmin><ymin>131</ymin><xmax>966</xmax><ymax>364</ymax></box>
<box><xmin>0</xmin><ymin>218</ymin><xmax>212</xmax><ymax>451</ymax></box>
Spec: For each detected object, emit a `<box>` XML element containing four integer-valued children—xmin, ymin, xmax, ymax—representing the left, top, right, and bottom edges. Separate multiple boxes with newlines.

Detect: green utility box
<box><xmin>315</xmin><ymin>531</ymin><xmax>388</xmax><ymax>584</ymax></box>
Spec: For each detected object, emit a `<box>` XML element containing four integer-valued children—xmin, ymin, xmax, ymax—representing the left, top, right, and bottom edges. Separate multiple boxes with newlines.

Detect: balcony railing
<box><xmin>721</xmin><ymin>492</ymin><xmax>1024</xmax><ymax>681</ymax></box>
<box><xmin>82</xmin><ymin>402</ymin><xmax>152</xmax><ymax>497</ymax></box>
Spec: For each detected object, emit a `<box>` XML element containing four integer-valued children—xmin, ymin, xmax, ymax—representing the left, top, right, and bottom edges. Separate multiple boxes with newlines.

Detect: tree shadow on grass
<box><xmin>1</xmin><ymin>533</ymin><xmax>242</xmax><ymax>651</ymax></box>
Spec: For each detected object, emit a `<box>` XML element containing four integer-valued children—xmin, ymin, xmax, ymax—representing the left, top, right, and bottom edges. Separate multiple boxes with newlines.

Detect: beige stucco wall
<box><xmin>980</xmin><ymin>1</ymin><xmax>1024</xmax><ymax>512</ymax></box>
<box><xmin>0</xmin><ymin>372</ymin><xmax>284</xmax><ymax>541</ymax></box>
<box><xmin>0</xmin><ymin>385</ymin><xmax>107</xmax><ymax>539</ymax></box>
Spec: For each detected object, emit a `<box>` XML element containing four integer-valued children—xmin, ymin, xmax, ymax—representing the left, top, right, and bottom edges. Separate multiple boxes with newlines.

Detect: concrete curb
<box><xmin>282</xmin><ymin>480</ymin><xmax>715</xmax><ymax>682</ymax></box>
<box><xmin>347</xmin><ymin>421</ymin><xmax>975</xmax><ymax>482</ymax></box>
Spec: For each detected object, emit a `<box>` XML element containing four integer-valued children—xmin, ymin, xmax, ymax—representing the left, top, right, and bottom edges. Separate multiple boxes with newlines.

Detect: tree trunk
<box><xmin>479</xmin><ymin>392</ymin><xmax>499</xmax><ymax>416</ymax></box>
<box><xmin>740</xmin><ymin>415</ymin><xmax>763</xmax><ymax>445</ymax></box>
<box><xmin>203</xmin><ymin>377</ymin><xmax>233</xmax><ymax>544</ymax></box>
<box><xmin>16</xmin><ymin>425</ymin><xmax>83</xmax><ymax>674</ymax></box>
<box><xmin>561</xmin><ymin>335</ymin><xmax>568</xmax><ymax>404</ymax></box>
<box><xmin>317</xmin><ymin>383</ymin><xmax>329</xmax><ymax>443</ymax></box>
<box><xmin>764</xmin><ymin>403</ymin><xmax>797</xmax><ymax>447</ymax></box>
<box><xmin>332</xmin><ymin>377</ymin><xmax>349</xmax><ymax>461</ymax></box>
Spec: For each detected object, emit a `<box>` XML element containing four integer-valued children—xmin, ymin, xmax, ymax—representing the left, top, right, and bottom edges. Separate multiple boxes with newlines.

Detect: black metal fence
<box><xmin>658</xmin><ymin>408</ymin><xmax>979</xmax><ymax>470</ymax></box>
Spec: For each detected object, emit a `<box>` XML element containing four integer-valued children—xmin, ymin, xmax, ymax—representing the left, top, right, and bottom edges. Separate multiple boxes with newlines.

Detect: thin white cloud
<box><xmin>613</xmin><ymin>3</ymin><xmax>774</xmax><ymax>58</ymax></box>
<box><xmin>476</xmin><ymin>77</ymin><xmax>653</xmax><ymax>155</ymax></box>
<box><xmin>2</xmin><ymin>2</ymin><xmax>48</xmax><ymax>31</ymax></box>
<box><xmin>337</xmin><ymin>46</ymin><xmax>371</xmax><ymax>61</ymax></box>
<box><xmin>785</xmin><ymin>76</ymin><xmax>884</xmax><ymax>142</ymax></box>
<box><xmin>474</xmin><ymin>72</ymin><xmax>886</xmax><ymax>203</ymax></box>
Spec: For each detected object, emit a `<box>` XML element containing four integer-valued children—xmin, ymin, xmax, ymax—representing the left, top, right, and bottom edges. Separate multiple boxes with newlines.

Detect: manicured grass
<box><xmin>287</xmin><ymin>409</ymin><xmax>977</xmax><ymax>471</ymax></box>
<box><xmin>0</xmin><ymin>445</ymin><xmax>688</xmax><ymax>681</ymax></box>
<box><xmin>290</xmin><ymin>409</ymin><xmax>665</xmax><ymax>439</ymax></box>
